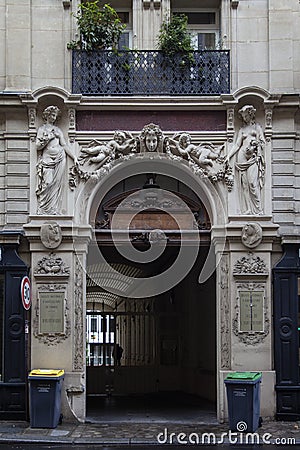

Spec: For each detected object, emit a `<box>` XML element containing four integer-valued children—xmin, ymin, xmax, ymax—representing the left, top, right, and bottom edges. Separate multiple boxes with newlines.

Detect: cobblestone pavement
<box><xmin>0</xmin><ymin>419</ymin><xmax>300</xmax><ymax>446</ymax></box>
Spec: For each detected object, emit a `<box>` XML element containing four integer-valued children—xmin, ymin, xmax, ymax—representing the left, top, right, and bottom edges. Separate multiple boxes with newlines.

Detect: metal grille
<box><xmin>72</xmin><ymin>50</ymin><xmax>230</xmax><ymax>96</ymax></box>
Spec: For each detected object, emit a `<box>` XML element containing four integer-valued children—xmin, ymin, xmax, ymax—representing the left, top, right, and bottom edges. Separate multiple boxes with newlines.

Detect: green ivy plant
<box><xmin>67</xmin><ymin>1</ymin><xmax>125</xmax><ymax>51</ymax></box>
<box><xmin>157</xmin><ymin>14</ymin><xmax>194</xmax><ymax>66</ymax></box>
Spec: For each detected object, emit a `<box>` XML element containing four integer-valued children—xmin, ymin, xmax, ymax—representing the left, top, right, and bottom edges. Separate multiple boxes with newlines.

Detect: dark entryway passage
<box><xmin>86</xmin><ymin>392</ymin><xmax>217</xmax><ymax>424</ymax></box>
<box><xmin>86</xmin><ymin>244</ymin><xmax>216</xmax><ymax>422</ymax></box>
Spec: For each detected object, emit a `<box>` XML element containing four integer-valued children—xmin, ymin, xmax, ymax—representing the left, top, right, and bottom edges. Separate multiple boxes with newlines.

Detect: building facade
<box><xmin>0</xmin><ymin>0</ymin><xmax>299</xmax><ymax>422</ymax></box>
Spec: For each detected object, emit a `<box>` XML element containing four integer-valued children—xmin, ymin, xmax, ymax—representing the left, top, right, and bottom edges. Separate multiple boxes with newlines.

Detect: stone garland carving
<box><xmin>34</xmin><ymin>252</ymin><xmax>70</xmax><ymax>276</ymax></box>
<box><xmin>73</xmin><ymin>258</ymin><xmax>84</xmax><ymax>371</ymax></box>
<box><xmin>241</xmin><ymin>222</ymin><xmax>262</xmax><ymax>249</ymax></box>
<box><xmin>69</xmin><ymin>123</ymin><xmax>234</xmax><ymax>191</ymax></box>
<box><xmin>220</xmin><ymin>254</ymin><xmax>231</xmax><ymax>369</ymax></box>
<box><xmin>40</xmin><ymin>221</ymin><xmax>62</xmax><ymax>249</ymax></box>
<box><xmin>36</xmin><ymin>105</ymin><xmax>78</xmax><ymax>215</ymax></box>
<box><xmin>233</xmin><ymin>252</ymin><xmax>268</xmax><ymax>275</ymax></box>
<box><xmin>33</xmin><ymin>284</ymin><xmax>71</xmax><ymax>345</ymax></box>
<box><xmin>232</xmin><ymin>282</ymin><xmax>270</xmax><ymax>345</ymax></box>
<box><xmin>226</xmin><ymin>105</ymin><xmax>266</xmax><ymax>215</ymax></box>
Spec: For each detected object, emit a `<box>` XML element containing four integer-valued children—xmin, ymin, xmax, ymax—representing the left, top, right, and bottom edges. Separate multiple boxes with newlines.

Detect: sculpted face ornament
<box><xmin>145</xmin><ymin>131</ymin><xmax>158</xmax><ymax>152</ymax></box>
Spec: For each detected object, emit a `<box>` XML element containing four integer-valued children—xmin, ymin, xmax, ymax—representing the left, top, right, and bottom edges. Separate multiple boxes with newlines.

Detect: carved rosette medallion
<box><xmin>33</xmin><ymin>284</ymin><xmax>71</xmax><ymax>345</ymax></box>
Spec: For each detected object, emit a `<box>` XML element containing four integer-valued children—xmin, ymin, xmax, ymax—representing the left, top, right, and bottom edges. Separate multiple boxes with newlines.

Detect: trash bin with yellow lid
<box><xmin>28</xmin><ymin>369</ymin><xmax>65</xmax><ymax>428</ymax></box>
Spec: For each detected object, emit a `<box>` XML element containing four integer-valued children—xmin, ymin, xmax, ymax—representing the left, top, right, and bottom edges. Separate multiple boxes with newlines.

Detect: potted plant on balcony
<box><xmin>157</xmin><ymin>14</ymin><xmax>194</xmax><ymax>94</ymax></box>
<box><xmin>68</xmin><ymin>1</ymin><xmax>125</xmax><ymax>51</ymax></box>
<box><xmin>157</xmin><ymin>14</ymin><xmax>194</xmax><ymax>65</ymax></box>
<box><xmin>69</xmin><ymin>1</ymin><xmax>130</xmax><ymax>94</ymax></box>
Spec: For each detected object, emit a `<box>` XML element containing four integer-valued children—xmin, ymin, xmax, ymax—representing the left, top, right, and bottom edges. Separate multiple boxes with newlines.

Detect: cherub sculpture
<box><xmin>79</xmin><ymin>131</ymin><xmax>136</xmax><ymax>167</ymax></box>
<box><xmin>169</xmin><ymin>133</ymin><xmax>223</xmax><ymax>169</ymax></box>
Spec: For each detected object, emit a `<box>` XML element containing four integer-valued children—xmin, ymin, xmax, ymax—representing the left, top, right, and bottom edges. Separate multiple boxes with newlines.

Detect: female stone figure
<box><xmin>226</xmin><ymin>105</ymin><xmax>265</xmax><ymax>215</ymax></box>
<box><xmin>36</xmin><ymin>106</ymin><xmax>77</xmax><ymax>215</ymax></box>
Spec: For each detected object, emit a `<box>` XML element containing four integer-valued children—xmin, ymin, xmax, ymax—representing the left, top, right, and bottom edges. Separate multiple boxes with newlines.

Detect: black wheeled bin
<box><xmin>28</xmin><ymin>369</ymin><xmax>64</xmax><ymax>428</ymax></box>
<box><xmin>225</xmin><ymin>372</ymin><xmax>262</xmax><ymax>432</ymax></box>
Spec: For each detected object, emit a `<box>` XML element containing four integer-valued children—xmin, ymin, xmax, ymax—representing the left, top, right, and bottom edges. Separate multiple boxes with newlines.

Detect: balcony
<box><xmin>72</xmin><ymin>50</ymin><xmax>230</xmax><ymax>96</ymax></box>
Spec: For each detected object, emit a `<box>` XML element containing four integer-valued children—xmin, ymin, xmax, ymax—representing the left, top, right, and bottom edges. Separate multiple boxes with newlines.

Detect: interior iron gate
<box><xmin>86</xmin><ymin>308</ymin><xmax>157</xmax><ymax>396</ymax></box>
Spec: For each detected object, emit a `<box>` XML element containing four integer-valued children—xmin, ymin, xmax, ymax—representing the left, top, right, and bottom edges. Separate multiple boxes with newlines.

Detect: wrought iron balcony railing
<box><xmin>72</xmin><ymin>50</ymin><xmax>230</xmax><ymax>96</ymax></box>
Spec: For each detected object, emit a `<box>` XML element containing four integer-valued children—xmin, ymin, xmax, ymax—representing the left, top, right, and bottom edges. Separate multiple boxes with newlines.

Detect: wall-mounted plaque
<box><xmin>39</xmin><ymin>291</ymin><xmax>65</xmax><ymax>334</ymax></box>
<box><xmin>239</xmin><ymin>290</ymin><xmax>264</xmax><ymax>332</ymax></box>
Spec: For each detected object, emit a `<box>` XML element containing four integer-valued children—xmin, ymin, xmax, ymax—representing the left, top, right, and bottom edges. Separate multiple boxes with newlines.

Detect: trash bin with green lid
<box><xmin>224</xmin><ymin>372</ymin><xmax>262</xmax><ymax>432</ymax></box>
<box><xmin>28</xmin><ymin>369</ymin><xmax>64</xmax><ymax>428</ymax></box>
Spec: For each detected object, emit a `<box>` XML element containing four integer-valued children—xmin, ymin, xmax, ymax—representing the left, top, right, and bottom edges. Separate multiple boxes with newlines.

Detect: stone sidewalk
<box><xmin>0</xmin><ymin>419</ymin><xmax>300</xmax><ymax>446</ymax></box>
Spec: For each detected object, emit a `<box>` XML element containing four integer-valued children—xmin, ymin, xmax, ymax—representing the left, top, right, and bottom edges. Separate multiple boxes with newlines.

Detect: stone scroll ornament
<box><xmin>226</xmin><ymin>105</ymin><xmax>266</xmax><ymax>215</ymax></box>
<box><xmin>36</xmin><ymin>106</ymin><xmax>78</xmax><ymax>215</ymax></box>
<box><xmin>69</xmin><ymin>123</ymin><xmax>234</xmax><ymax>191</ymax></box>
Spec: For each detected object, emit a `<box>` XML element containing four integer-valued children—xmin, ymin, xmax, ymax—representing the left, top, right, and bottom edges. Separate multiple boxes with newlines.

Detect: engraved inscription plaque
<box><xmin>39</xmin><ymin>291</ymin><xmax>65</xmax><ymax>334</ymax></box>
<box><xmin>239</xmin><ymin>290</ymin><xmax>264</xmax><ymax>332</ymax></box>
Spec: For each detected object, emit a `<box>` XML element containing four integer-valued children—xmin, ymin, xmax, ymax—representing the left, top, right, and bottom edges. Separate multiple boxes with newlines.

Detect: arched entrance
<box><xmin>85</xmin><ymin>173</ymin><xmax>217</xmax><ymax>421</ymax></box>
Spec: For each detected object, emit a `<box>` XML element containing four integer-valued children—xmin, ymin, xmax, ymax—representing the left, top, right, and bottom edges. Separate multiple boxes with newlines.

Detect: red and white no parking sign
<box><xmin>21</xmin><ymin>276</ymin><xmax>31</xmax><ymax>311</ymax></box>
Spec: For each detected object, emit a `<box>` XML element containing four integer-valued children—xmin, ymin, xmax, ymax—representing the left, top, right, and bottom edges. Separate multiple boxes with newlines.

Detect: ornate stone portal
<box><xmin>27</xmin><ymin>100</ymin><xmax>276</xmax><ymax>423</ymax></box>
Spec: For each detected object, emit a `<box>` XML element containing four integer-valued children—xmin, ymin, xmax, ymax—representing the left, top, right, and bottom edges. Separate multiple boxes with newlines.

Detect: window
<box><xmin>117</xmin><ymin>9</ymin><xmax>132</xmax><ymax>49</ymax></box>
<box><xmin>173</xmin><ymin>9</ymin><xmax>220</xmax><ymax>50</ymax></box>
<box><xmin>90</xmin><ymin>317</ymin><xmax>98</xmax><ymax>333</ymax></box>
<box><xmin>0</xmin><ymin>275</ymin><xmax>4</xmax><ymax>382</ymax></box>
